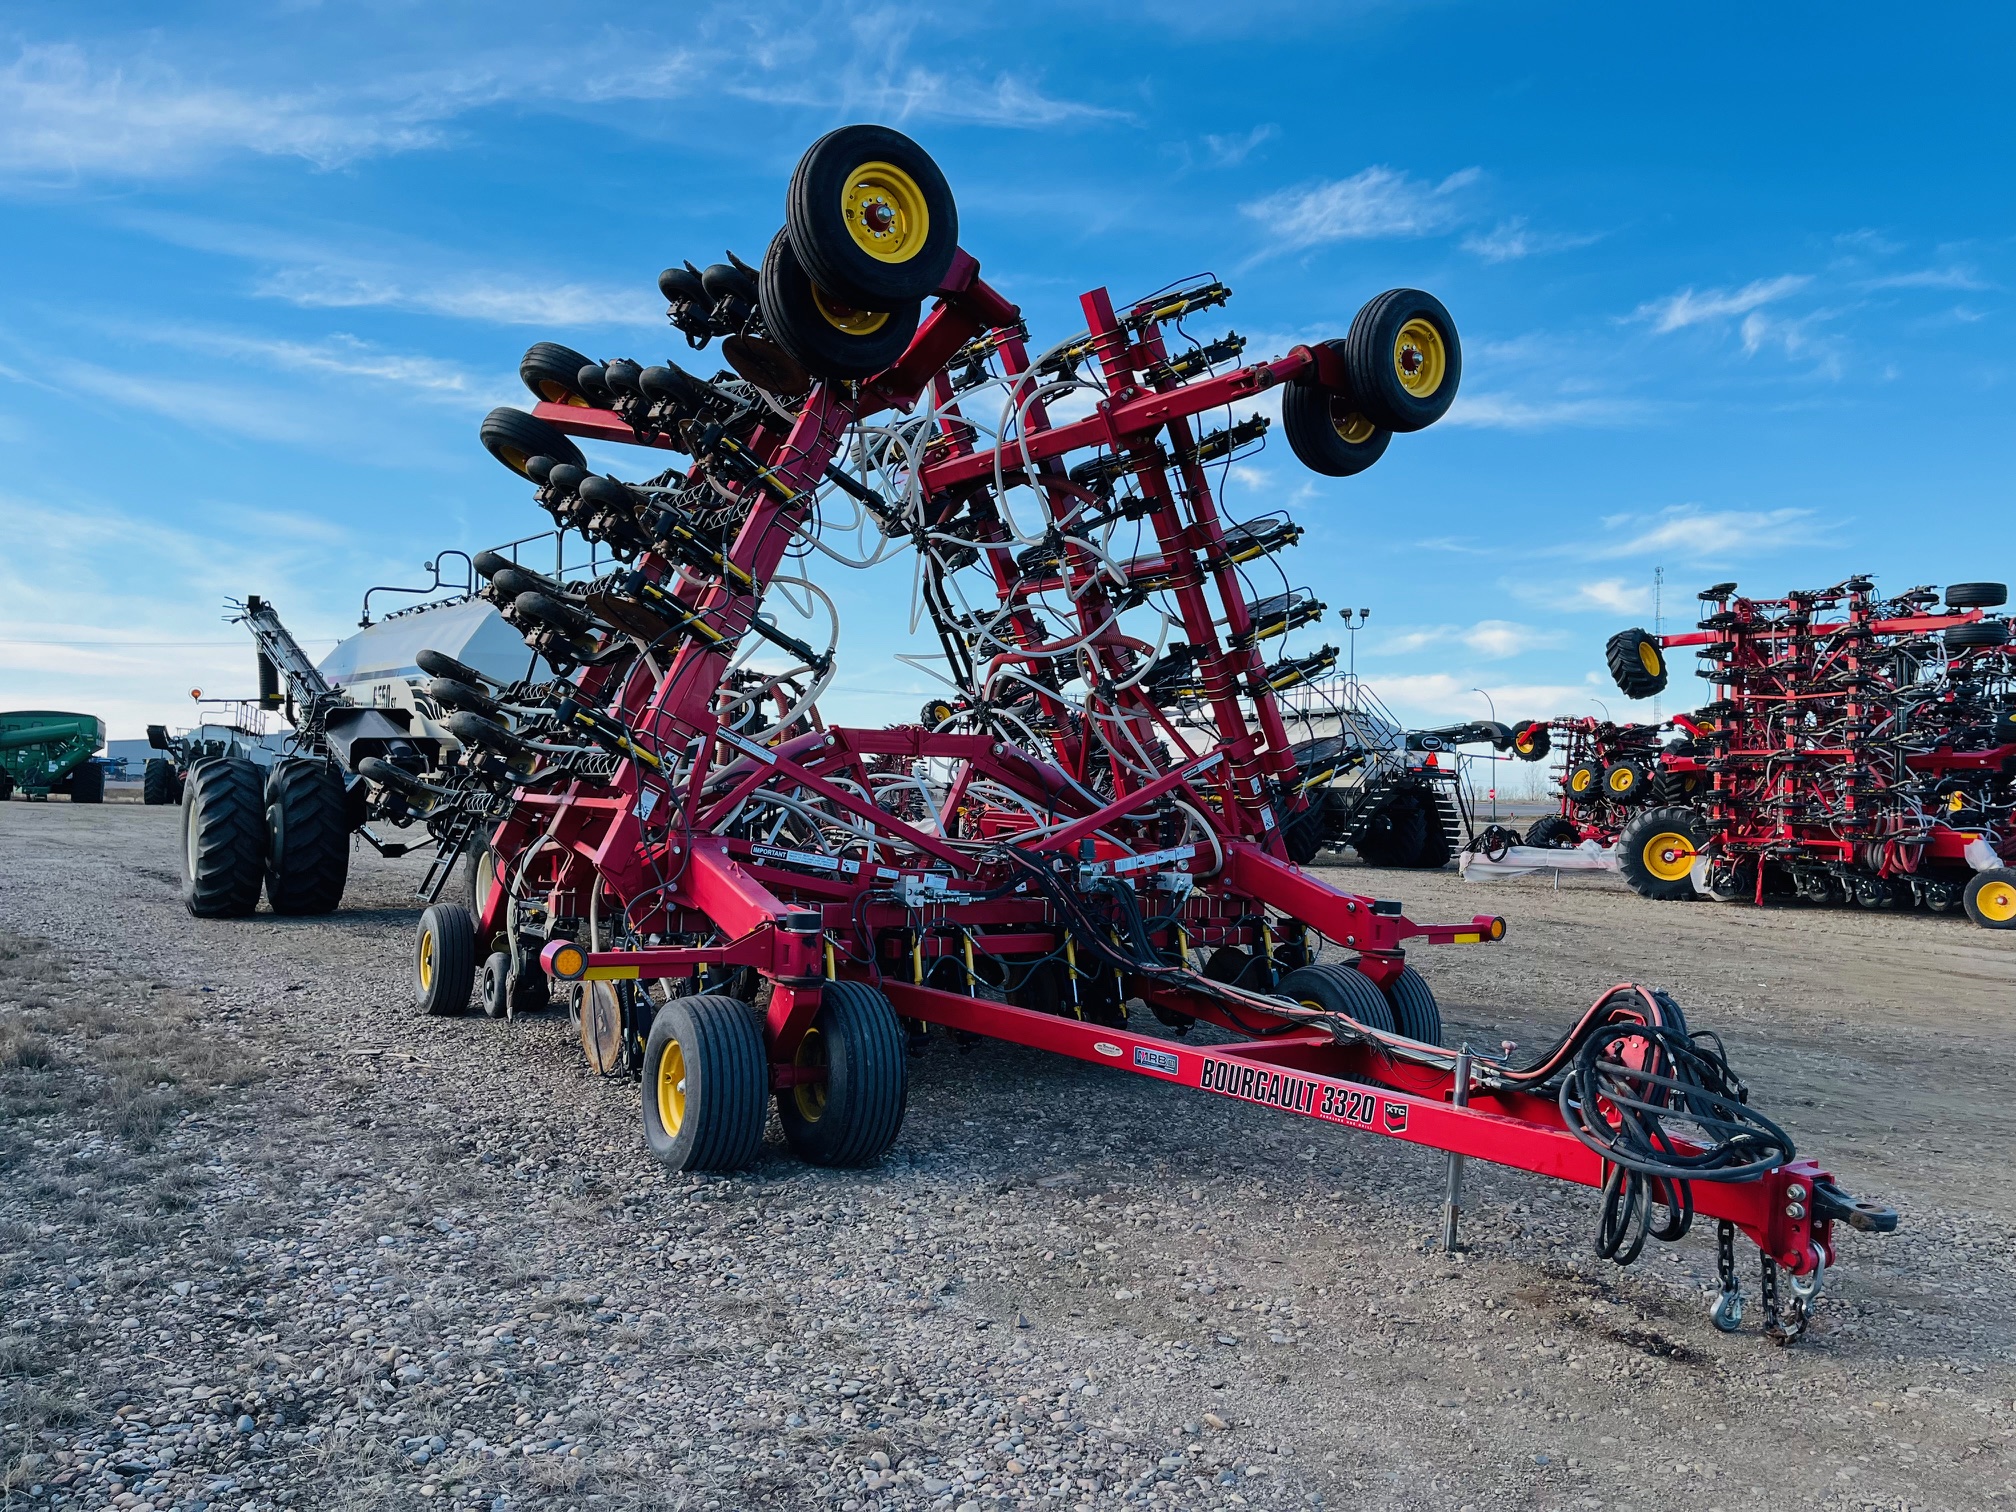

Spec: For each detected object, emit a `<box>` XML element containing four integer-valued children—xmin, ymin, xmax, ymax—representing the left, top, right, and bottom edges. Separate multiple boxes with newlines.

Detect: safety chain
<box><xmin>1763</xmin><ymin>1246</ymin><xmax>1824</xmax><ymax>1347</ymax></box>
<box><xmin>1708</xmin><ymin>1220</ymin><xmax>1745</xmax><ymax>1333</ymax></box>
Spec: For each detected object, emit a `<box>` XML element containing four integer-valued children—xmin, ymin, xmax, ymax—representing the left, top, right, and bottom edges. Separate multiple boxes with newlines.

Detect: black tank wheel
<box><xmin>1280</xmin><ymin>371</ymin><xmax>1392</xmax><ymax>477</ymax></box>
<box><xmin>180</xmin><ymin>758</ymin><xmax>266</xmax><ymax>917</ymax></box>
<box><xmin>415</xmin><ymin>904</ymin><xmax>476</xmax><ymax>1016</ymax></box>
<box><xmin>787</xmin><ymin>123</ymin><xmax>959</xmax><ymax>310</ymax></box>
<box><xmin>1524</xmin><ymin>814</ymin><xmax>1580</xmax><ymax>849</ymax></box>
<box><xmin>1381</xmin><ymin>965</ymin><xmax>1443</xmax><ymax>1045</ymax></box>
<box><xmin>143</xmin><ymin>758</ymin><xmax>178</xmax><ymax>806</ymax></box>
<box><xmin>264</xmin><ymin>758</ymin><xmax>350</xmax><ymax>915</ymax></box>
<box><xmin>1616</xmin><ymin>806</ymin><xmax>1706</xmax><ymax>902</ymax></box>
<box><xmin>480</xmin><ymin>406</ymin><xmax>586</xmax><ymax>479</ymax></box>
<box><xmin>642</xmin><ymin>992</ymin><xmax>769</xmax><ymax>1172</ymax></box>
<box><xmin>68</xmin><ymin>762</ymin><xmax>105</xmax><ymax>804</ymax></box>
<box><xmin>1274</xmin><ymin>963</ymin><xmax>1396</xmax><ymax>1034</ymax></box>
<box><xmin>1606</xmin><ymin>627</ymin><xmax>1668</xmax><ymax>699</ymax></box>
<box><xmin>1355</xmin><ymin>794</ymin><xmax>1427</xmax><ymax>867</ymax></box>
<box><xmin>1341</xmin><ymin>289</ymin><xmax>1461</xmax><ymax>432</ymax></box>
<box><xmin>759</xmin><ymin>228</ymin><xmax>919</xmax><ymax>382</ymax></box>
<box><xmin>776</xmin><ymin>980</ymin><xmax>909</xmax><ymax>1168</ymax></box>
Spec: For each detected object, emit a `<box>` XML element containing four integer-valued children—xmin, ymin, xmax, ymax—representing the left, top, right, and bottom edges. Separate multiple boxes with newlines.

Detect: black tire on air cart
<box><xmin>1342</xmin><ymin>289</ymin><xmax>1462</xmax><ymax>433</ymax></box>
<box><xmin>1355</xmin><ymin>793</ymin><xmax>1427</xmax><ymax>868</ymax></box>
<box><xmin>776</xmin><ymin>979</ymin><xmax>909</xmax><ymax>1167</ymax></box>
<box><xmin>180</xmin><ymin>758</ymin><xmax>267</xmax><ymax>917</ymax></box>
<box><xmin>642</xmin><ymin>992</ymin><xmax>770</xmax><ymax>1172</ymax></box>
<box><xmin>760</xmin><ymin>229</ymin><xmax>919</xmax><ymax>382</ymax></box>
<box><xmin>69</xmin><ymin>762</ymin><xmax>104</xmax><ymax>803</ymax></box>
<box><xmin>264</xmin><ymin>758</ymin><xmax>350</xmax><ymax>914</ymax></box>
<box><xmin>143</xmin><ymin>758</ymin><xmax>178</xmax><ymax>806</ymax></box>
<box><xmin>415</xmin><ymin>903</ymin><xmax>477</xmax><ymax>1016</ymax></box>
<box><xmin>787</xmin><ymin>123</ymin><xmax>960</xmax><ymax>310</ymax></box>
<box><xmin>1280</xmin><ymin>371</ymin><xmax>1392</xmax><ymax>478</ymax></box>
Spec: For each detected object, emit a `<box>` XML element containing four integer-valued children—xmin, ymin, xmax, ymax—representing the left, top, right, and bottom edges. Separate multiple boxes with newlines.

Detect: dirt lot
<box><xmin>3</xmin><ymin>800</ymin><xmax>2013</xmax><ymax>1512</ymax></box>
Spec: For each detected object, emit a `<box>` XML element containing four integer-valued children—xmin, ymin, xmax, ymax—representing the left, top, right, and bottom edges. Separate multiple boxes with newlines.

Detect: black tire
<box><xmin>760</xmin><ymin>229</ymin><xmax>919</xmax><ymax>382</ymax></box>
<box><xmin>1510</xmin><ymin>720</ymin><xmax>1551</xmax><ymax>762</ymax></box>
<box><xmin>68</xmin><ymin>763</ymin><xmax>104</xmax><ymax>804</ymax></box>
<box><xmin>480</xmin><ymin>951</ymin><xmax>511</xmax><ymax>1018</ymax></box>
<box><xmin>143</xmin><ymin>758</ymin><xmax>178</xmax><ymax>806</ymax></box>
<box><xmin>180</xmin><ymin>758</ymin><xmax>266</xmax><ymax>917</ymax></box>
<box><xmin>508</xmin><ymin>958</ymin><xmax>550</xmax><ymax>1015</ymax></box>
<box><xmin>1355</xmin><ymin>794</ymin><xmax>1427</xmax><ymax>867</ymax></box>
<box><xmin>1341</xmin><ymin>289</ymin><xmax>1461</xmax><ymax>433</ymax></box>
<box><xmin>1606</xmin><ymin>627</ymin><xmax>1668</xmax><ymax>699</ymax></box>
<box><xmin>1406</xmin><ymin>808</ymin><xmax>1452</xmax><ymax>870</ymax></box>
<box><xmin>1564</xmin><ymin>760</ymin><xmax>1604</xmax><ymax>805</ymax></box>
<box><xmin>1602</xmin><ymin>760</ymin><xmax>1650</xmax><ymax>805</ymax></box>
<box><xmin>787</xmin><ymin>124</ymin><xmax>959</xmax><ymax>309</ymax></box>
<box><xmin>519</xmin><ymin>342</ymin><xmax>597</xmax><ymax>407</ymax></box>
<box><xmin>1524</xmin><ymin>815</ymin><xmax>1580</xmax><ymax>848</ymax></box>
<box><xmin>1280</xmin><ymin>372</ymin><xmax>1392</xmax><ymax>477</ymax></box>
<box><xmin>1274</xmin><ymin>963</ymin><xmax>1396</xmax><ymax>1034</ymax></box>
<box><xmin>1616</xmin><ymin>806</ymin><xmax>1706</xmax><ymax>902</ymax></box>
<box><xmin>264</xmin><ymin>758</ymin><xmax>350</xmax><ymax>915</ymax></box>
<box><xmin>1964</xmin><ymin>868</ymin><xmax>2016</xmax><ymax>930</ymax></box>
<box><xmin>642</xmin><ymin>993</ymin><xmax>769</xmax><ymax>1172</ymax></box>
<box><xmin>1203</xmin><ymin>946</ymin><xmax>1268</xmax><ymax>991</ymax></box>
<box><xmin>415</xmin><ymin>904</ymin><xmax>476</xmax><ymax>1016</ymax></box>
<box><xmin>777</xmin><ymin>980</ymin><xmax>909</xmax><ymax>1167</ymax></box>
<box><xmin>1946</xmin><ymin>582</ymin><xmax>2008</xmax><ymax>609</ymax></box>
<box><xmin>1382</xmin><ymin>965</ymin><xmax>1443</xmax><ymax>1045</ymax></box>
<box><xmin>1945</xmin><ymin>620</ymin><xmax>2009</xmax><ymax>650</ymax></box>
<box><xmin>1281</xmin><ymin>795</ymin><xmax>1330</xmax><ymax>865</ymax></box>
<box><xmin>480</xmin><ymin>406</ymin><xmax>586</xmax><ymax>479</ymax></box>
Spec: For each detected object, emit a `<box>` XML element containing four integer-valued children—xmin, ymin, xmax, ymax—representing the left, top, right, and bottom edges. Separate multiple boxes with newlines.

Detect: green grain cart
<box><xmin>0</xmin><ymin>711</ymin><xmax>108</xmax><ymax>802</ymax></box>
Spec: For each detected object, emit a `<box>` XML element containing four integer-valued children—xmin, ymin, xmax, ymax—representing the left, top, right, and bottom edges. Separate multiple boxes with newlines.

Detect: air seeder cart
<box><xmin>398</xmin><ymin>125</ymin><xmax>1893</xmax><ymax>1341</ymax></box>
<box><xmin>0</xmin><ymin>711</ymin><xmax>109</xmax><ymax>803</ymax></box>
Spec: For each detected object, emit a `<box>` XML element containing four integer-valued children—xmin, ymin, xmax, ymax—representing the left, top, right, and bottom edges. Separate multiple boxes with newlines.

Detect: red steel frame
<box><xmin>1639</xmin><ymin>581</ymin><xmax>2015</xmax><ymax>901</ymax></box>
<box><xmin>471</xmin><ymin>249</ymin><xmax>1886</xmax><ymax>1283</ymax></box>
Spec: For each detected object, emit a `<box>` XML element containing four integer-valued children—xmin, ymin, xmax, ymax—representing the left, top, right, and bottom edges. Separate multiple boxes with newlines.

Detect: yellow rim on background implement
<box><xmin>1642</xmin><ymin>832</ymin><xmax>1695</xmax><ymax>883</ymax></box>
<box><xmin>1393</xmin><ymin>318</ymin><xmax>1447</xmax><ymax>398</ymax></box>
<box><xmin>1978</xmin><ymin>881</ymin><xmax>2016</xmax><ymax>923</ymax></box>
<box><xmin>418</xmin><ymin>929</ymin><xmax>435</xmax><ymax>992</ymax></box>
<box><xmin>1609</xmin><ymin>768</ymin><xmax>1636</xmax><ymax>794</ymax></box>
<box><xmin>842</xmin><ymin>161</ymin><xmax>930</xmax><ymax>264</ymax></box>
<box><xmin>1570</xmin><ymin>770</ymin><xmax>1592</xmax><ymax>793</ymax></box>
<box><xmin>1639</xmin><ymin>641</ymin><xmax>1663</xmax><ymax>676</ymax></box>
<box><xmin>792</xmin><ymin>1027</ymin><xmax>829</xmax><ymax>1122</ymax></box>
<box><xmin>813</xmin><ymin>284</ymin><xmax>891</xmax><ymax>336</ymax></box>
<box><xmin>657</xmin><ymin>1038</ymin><xmax>687</xmax><ymax>1137</ymax></box>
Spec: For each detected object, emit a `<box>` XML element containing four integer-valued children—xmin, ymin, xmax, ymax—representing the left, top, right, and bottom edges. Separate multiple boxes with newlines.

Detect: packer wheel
<box><xmin>415</xmin><ymin>904</ymin><xmax>476</xmax><ymax>1016</ymax></box>
<box><xmin>642</xmin><ymin>993</ymin><xmax>769</xmax><ymax>1171</ymax></box>
<box><xmin>776</xmin><ymin>980</ymin><xmax>909</xmax><ymax>1167</ymax></box>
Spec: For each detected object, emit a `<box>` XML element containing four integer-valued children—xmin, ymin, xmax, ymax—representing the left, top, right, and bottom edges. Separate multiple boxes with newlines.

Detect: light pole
<box><xmin>1338</xmin><ymin>608</ymin><xmax>1371</xmax><ymax>680</ymax></box>
<box><xmin>1472</xmin><ymin>688</ymin><xmax>1499</xmax><ymax>820</ymax></box>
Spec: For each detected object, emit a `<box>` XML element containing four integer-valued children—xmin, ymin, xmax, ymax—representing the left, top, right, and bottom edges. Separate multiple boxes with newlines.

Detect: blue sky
<box><xmin>1</xmin><ymin>2</ymin><xmax>2009</xmax><ymax>741</ymax></box>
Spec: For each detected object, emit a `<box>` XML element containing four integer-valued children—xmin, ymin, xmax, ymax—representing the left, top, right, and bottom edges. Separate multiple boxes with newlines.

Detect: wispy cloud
<box><xmin>1201</xmin><ymin>125</ymin><xmax>1277</xmax><ymax>168</ymax></box>
<box><xmin>1632</xmin><ymin>275</ymin><xmax>1811</xmax><ymax>334</ymax></box>
<box><xmin>1443</xmin><ymin>392</ymin><xmax>1655</xmax><ymax>429</ymax></box>
<box><xmin>1373</xmin><ymin>619</ymin><xmax>1567</xmax><ymax>660</ymax></box>
<box><xmin>1242</xmin><ymin>165</ymin><xmax>1480</xmax><ymax>253</ymax></box>
<box><xmin>1461</xmin><ymin>217</ymin><xmax>1599</xmax><ymax>263</ymax></box>
<box><xmin>103</xmin><ymin>322</ymin><xmax>482</xmax><ymax>399</ymax></box>
<box><xmin>1858</xmin><ymin>265</ymin><xmax>1993</xmax><ymax>292</ymax></box>
<box><xmin>1580</xmin><ymin>504</ymin><xmax>1827</xmax><ymax>561</ymax></box>
<box><xmin>1565</xmin><ymin>577</ymin><xmax>1652</xmax><ymax>614</ymax></box>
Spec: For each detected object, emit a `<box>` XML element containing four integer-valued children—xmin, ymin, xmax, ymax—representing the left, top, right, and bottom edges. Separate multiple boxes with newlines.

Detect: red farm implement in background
<box><xmin>1604</xmin><ymin>578</ymin><xmax>2016</xmax><ymax>925</ymax></box>
<box><xmin>392</xmin><ymin>125</ymin><xmax>1895</xmax><ymax>1342</ymax></box>
<box><xmin>1520</xmin><ymin>715</ymin><xmax>1713</xmax><ymax>900</ymax></box>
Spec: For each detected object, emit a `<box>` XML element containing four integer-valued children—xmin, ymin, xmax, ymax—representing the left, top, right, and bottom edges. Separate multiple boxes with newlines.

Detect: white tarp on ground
<box><xmin>1459</xmin><ymin>840</ymin><xmax>1619</xmax><ymax>881</ymax></box>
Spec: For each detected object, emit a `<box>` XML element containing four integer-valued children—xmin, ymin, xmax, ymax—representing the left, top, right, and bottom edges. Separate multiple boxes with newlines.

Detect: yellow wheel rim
<box><xmin>474</xmin><ymin>850</ymin><xmax>497</xmax><ymax>915</ymax></box>
<box><xmin>1393</xmin><ymin>318</ymin><xmax>1447</xmax><ymax>398</ymax></box>
<box><xmin>656</xmin><ymin>1039</ymin><xmax>687</xmax><ymax>1136</ymax></box>
<box><xmin>1571</xmin><ymin>770</ymin><xmax>1592</xmax><ymax>793</ymax></box>
<box><xmin>499</xmin><ymin>446</ymin><xmax>529</xmax><ymax>475</ymax></box>
<box><xmin>1642</xmin><ymin>832</ymin><xmax>1695</xmax><ymax>883</ymax></box>
<box><xmin>1638</xmin><ymin>641</ymin><xmax>1663</xmax><ymax>676</ymax></box>
<box><xmin>792</xmin><ymin>1027</ymin><xmax>829</xmax><ymax>1122</ymax></box>
<box><xmin>812</xmin><ymin>283</ymin><xmax>891</xmax><ymax>336</ymax></box>
<box><xmin>1329</xmin><ymin>399</ymin><xmax>1377</xmax><ymax>444</ymax></box>
<box><xmin>1609</xmin><ymin>768</ymin><xmax>1635</xmax><ymax>793</ymax></box>
<box><xmin>1979</xmin><ymin>882</ymin><xmax>2016</xmax><ymax>923</ymax></box>
<box><xmin>418</xmin><ymin>929</ymin><xmax>435</xmax><ymax>992</ymax></box>
<box><xmin>842</xmin><ymin>160</ymin><xmax>930</xmax><ymax>265</ymax></box>
<box><xmin>535</xmin><ymin>378</ymin><xmax>591</xmax><ymax>408</ymax></box>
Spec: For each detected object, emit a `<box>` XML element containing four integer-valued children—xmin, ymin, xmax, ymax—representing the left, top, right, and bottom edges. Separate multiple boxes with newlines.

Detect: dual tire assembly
<box><xmin>179</xmin><ymin>756</ymin><xmax>350</xmax><ymax>918</ymax></box>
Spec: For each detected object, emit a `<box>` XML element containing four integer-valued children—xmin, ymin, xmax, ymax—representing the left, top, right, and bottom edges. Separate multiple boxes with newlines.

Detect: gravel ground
<box><xmin>2</xmin><ymin>800</ymin><xmax>2014</xmax><ymax>1512</ymax></box>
